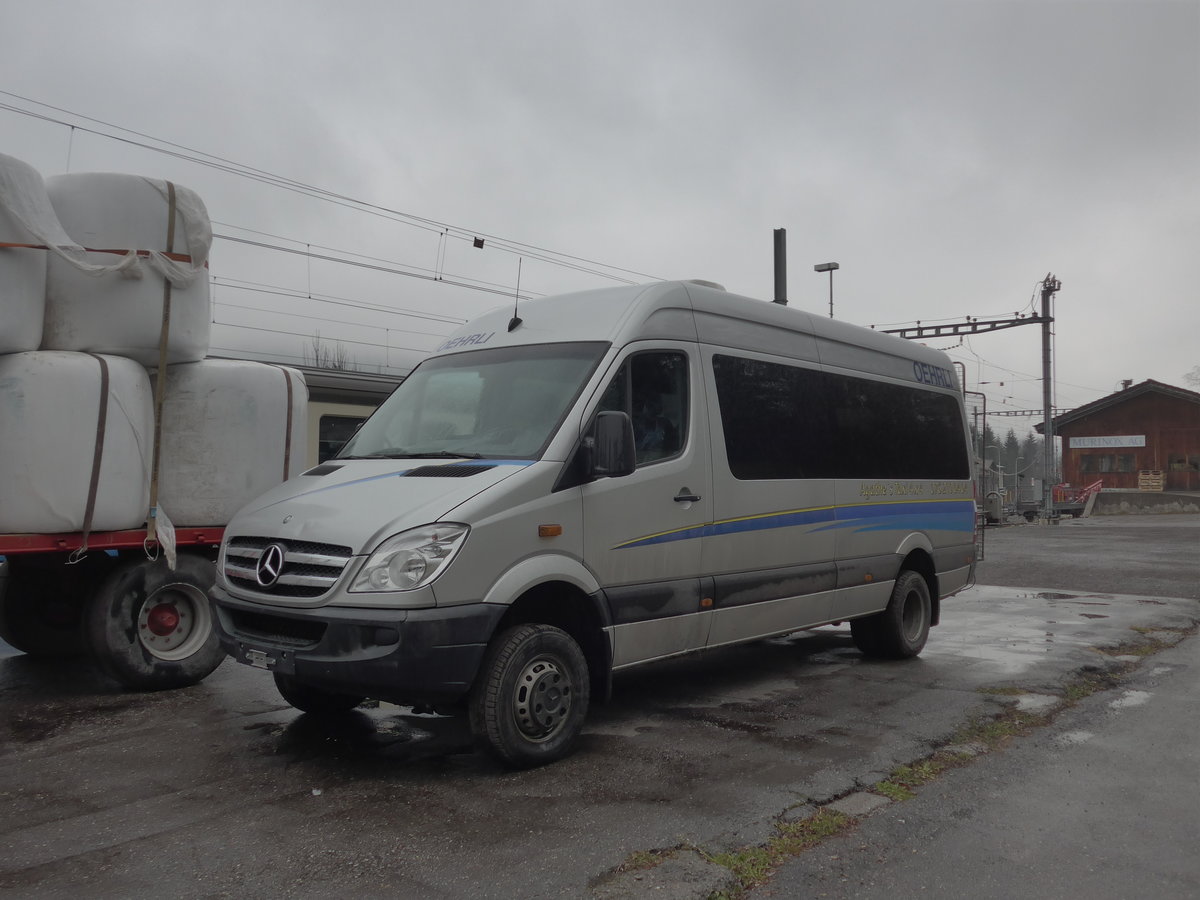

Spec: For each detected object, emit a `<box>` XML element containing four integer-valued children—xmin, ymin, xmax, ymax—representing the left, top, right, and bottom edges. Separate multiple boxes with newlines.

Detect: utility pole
<box><xmin>1039</xmin><ymin>273</ymin><xmax>1061</xmax><ymax>521</ymax></box>
<box><xmin>875</xmin><ymin>273</ymin><xmax>1062</xmax><ymax>521</ymax></box>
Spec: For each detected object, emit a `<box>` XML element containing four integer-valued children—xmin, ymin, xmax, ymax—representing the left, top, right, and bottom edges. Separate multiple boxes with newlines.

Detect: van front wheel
<box><xmin>851</xmin><ymin>570</ymin><xmax>931</xmax><ymax>659</ymax></box>
<box><xmin>470</xmin><ymin>624</ymin><xmax>590</xmax><ymax>768</ymax></box>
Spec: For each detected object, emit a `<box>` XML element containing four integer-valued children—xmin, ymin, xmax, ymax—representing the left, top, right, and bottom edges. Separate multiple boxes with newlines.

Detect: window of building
<box><xmin>319</xmin><ymin>414</ymin><xmax>366</xmax><ymax>463</ymax></box>
<box><xmin>1169</xmin><ymin>454</ymin><xmax>1193</xmax><ymax>471</ymax></box>
<box><xmin>1082</xmin><ymin>453</ymin><xmax>1136</xmax><ymax>474</ymax></box>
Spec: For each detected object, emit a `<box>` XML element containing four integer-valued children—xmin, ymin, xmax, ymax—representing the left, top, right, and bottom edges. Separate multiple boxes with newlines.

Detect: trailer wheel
<box><xmin>0</xmin><ymin>558</ymin><xmax>90</xmax><ymax>658</ymax></box>
<box><xmin>851</xmin><ymin>569</ymin><xmax>931</xmax><ymax>659</ymax></box>
<box><xmin>85</xmin><ymin>553</ymin><xmax>225</xmax><ymax>690</ymax></box>
<box><xmin>469</xmin><ymin>624</ymin><xmax>589</xmax><ymax>768</ymax></box>
<box><xmin>273</xmin><ymin>673</ymin><xmax>364</xmax><ymax>714</ymax></box>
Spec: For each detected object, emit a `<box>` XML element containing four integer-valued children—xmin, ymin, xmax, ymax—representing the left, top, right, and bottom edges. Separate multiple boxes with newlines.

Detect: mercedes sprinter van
<box><xmin>211</xmin><ymin>280</ymin><xmax>976</xmax><ymax>766</ymax></box>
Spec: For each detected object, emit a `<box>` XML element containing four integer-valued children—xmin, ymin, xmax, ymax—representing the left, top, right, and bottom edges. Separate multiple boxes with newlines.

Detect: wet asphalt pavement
<box><xmin>1</xmin><ymin>515</ymin><xmax>1197</xmax><ymax>898</ymax></box>
<box><xmin>750</xmin><ymin>626</ymin><xmax>1200</xmax><ymax>899</ymax></box>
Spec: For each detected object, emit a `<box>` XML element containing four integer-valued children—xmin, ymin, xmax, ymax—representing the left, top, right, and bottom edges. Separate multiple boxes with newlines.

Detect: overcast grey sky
<box><xmin>3</xmin><ymin>0</ymin><xmax>1197</xmax><ymax>434</ymax></box>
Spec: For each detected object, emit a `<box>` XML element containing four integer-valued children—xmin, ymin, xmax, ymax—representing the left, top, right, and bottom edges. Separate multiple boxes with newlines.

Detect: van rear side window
<box><xmin>712</xmin><ymin>354</ymin><xmax>969</xmax><ymax>480</ymax></box>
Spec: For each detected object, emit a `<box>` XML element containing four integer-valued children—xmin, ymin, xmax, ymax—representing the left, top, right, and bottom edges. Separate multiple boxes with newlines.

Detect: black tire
<box><xmin>0</xmin><ymin>557</ymin><xmax>96</xmax><ymax>658</ymax></box>
<box><xmin>469</xmin><ymin>624</ymin><xmax>589</xmax><ymax>768</ymax></box>
<box><xmin>850</xmin><ymin>569</ymin><xmax>932</xmax><ymax>659</ymax></box>
<box><xmin>273</xmin><ymin>673</ymin><xmax>364</xmax><ymax>714</ymax></box>
<box><xmin>85</xmin><ymin>553</ymin><xmax>225</xmax><ymax>690</ymax></box>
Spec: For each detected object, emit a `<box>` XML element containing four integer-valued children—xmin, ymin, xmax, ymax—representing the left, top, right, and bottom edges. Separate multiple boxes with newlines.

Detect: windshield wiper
<box><xmin>406</xmin><ymin>450</ymin><xmax>484</xmax><ymax>460</ymax></box>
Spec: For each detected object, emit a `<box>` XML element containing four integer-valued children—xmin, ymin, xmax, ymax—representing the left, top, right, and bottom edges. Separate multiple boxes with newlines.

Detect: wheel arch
<box><xmin>897</xmin><ymin>546</ymin><xmax>940</xmax><ymax>626</ymax></box>
<box><xmin>491</xmin><ymin>578</ymin><xmax>613</xmax><ymax>704</ymax></box>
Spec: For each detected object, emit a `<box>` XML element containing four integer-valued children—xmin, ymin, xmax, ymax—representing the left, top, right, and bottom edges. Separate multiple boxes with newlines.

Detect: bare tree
<box><xmin>303</xmin><ymin>333</ymin><xmax>355</xmax><ymax>370</ymax></box>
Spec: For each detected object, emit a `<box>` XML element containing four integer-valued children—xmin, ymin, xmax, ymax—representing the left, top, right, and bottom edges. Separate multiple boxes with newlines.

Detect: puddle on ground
<box><xmin>1022</xmin><ymin>592</ymin><xmax>1113</xmax><ymax>606</ymax></box>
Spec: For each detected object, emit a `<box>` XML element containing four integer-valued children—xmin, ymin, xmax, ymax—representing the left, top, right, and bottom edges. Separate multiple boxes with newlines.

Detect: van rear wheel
<box><xmin>851</xmin><ymin>569</ymin><xmax>931</xmax><ymax>659</ymax></box>
<box><xmin>469</xmin><ymin>624</ymin><xmax>589</xmax><ymax>768</ymax></box>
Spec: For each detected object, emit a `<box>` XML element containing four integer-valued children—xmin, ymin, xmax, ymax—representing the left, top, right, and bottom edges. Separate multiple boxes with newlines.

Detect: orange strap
<box><xmin>278</xmin><ymin>366</ymin><xmax>295</xmax><ymax>480</ymax></box>
<box><xmin>146</xmin><ymin>182</ymin><xmax>178</xmax><ymax>546</ymax></box>
<box><xmin>70</xmin><ymin>353</ymin><xmax>111</xmax><ymax>563</ymax></box>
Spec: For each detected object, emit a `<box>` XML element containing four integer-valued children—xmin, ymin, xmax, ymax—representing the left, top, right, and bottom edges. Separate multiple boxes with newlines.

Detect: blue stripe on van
<box><xmin>819</xmin><ymin>500</ymin><xmax>976</xmax><ymax>535</ymax></box>
<box><xmin>614</xmin><ymin>499</ymin><xmax>974</xmax><ymax>550</ymax></box>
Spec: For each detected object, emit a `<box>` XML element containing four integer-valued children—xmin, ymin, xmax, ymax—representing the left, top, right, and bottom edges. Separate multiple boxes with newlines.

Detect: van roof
<box><xmin>432</xmin><ymin>281</ymin><xmax>961</xmax><ymax>391</ymax></box>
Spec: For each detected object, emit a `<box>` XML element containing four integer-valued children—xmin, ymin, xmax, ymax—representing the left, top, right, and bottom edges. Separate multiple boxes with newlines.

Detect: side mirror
<box><xmin>588</xmin><ymin>410</ymin><xmax>636</xmax><ymax>479</ymax></box>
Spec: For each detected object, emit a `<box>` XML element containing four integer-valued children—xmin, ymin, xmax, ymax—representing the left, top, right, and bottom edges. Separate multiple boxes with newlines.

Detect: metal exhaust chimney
<box><xmin>773</xmin><ymin>228</ymin><xmax>787</xmax><ymax>305</ymax></box>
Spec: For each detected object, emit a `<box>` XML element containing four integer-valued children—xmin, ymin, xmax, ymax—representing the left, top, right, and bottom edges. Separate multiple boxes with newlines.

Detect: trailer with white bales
<box><xmin>0</xmin><ymin>152</ymin><xmax>309</xmax><ymax>688</ymax></box>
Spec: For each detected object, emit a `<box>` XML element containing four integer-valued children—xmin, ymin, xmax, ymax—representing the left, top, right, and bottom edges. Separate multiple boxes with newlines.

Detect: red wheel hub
<box><xmin>146</xmin><ymin>603</ymin><xmax>181</xmax><ymax>636</ymax></box>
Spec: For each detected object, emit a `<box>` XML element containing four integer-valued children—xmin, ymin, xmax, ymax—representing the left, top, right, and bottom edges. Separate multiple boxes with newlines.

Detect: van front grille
<box><xmin>224</xmin><ymin>536</ymin><xmax>353</xmax><ymax>599</ymax></box>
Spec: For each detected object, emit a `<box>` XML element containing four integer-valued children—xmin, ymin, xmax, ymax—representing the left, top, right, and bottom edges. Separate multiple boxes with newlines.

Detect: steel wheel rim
<box><xmin>512</xmin><ymin>654</ymin><xmax>573</xmax><ymax>742</ymax></box>
<box><xmin>136</xmin><ymin>583</ymin><xmax>211</xmax><ymax>661</ymax></box>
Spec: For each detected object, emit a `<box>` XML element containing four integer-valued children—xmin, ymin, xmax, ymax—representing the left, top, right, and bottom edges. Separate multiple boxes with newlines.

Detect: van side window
<box><xmin>712</xmin><ymin>354</ymin><xmax>969</xmax><ymax>480</ymax></box>
<box><xmin>710</xmin><ymin>356</ymin><xmax>832</xmax><ymax>479</ymax></box>
<box><xmin>598</xmin><ymin>352</ymin><xmax>688</xmax><ymax>466</ymax></box>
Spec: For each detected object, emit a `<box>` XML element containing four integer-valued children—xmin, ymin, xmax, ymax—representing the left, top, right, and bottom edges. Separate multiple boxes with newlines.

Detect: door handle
<box><xmin>674</xmin><ymin>487</ymin><xmax>702</xmax><ymax>503</ymax></box>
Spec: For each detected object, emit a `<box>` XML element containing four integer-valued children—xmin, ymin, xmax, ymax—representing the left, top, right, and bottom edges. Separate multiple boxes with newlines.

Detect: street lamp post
<box><xmin>814</xmin><ymin>262</ymin><xmax>839</xmax><ymax>318</ymax></box>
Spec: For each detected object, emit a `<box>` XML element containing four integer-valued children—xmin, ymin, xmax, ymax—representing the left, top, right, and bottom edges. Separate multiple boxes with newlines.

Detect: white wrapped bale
<box><xmin>43</xmin><ymin>172</ymin><xmax>212</xmax><ymax>366</ymax></box>
<box><xmin>0</xmin><ymin>153</ymin><xmax>53</xmax><ymax>354</ymax></box>
<box><xmin>0</xmin><ymin>352</ymin><xmax>152</xmax><ymax>533</ymax></box>
<box><xmin>153</xmin><ymin>360</ymin><xmax>307</xmax><ymax>526</ymax></box>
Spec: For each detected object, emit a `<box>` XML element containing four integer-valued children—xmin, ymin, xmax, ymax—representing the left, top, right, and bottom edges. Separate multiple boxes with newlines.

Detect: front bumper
<box><xmin>210</xmin><ymin>584</ymin><xmax>505</xmax><ymax>705</ymax></box>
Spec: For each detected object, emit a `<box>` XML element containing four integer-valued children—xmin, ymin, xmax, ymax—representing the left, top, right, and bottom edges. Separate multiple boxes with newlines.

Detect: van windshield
<box><xmin>338</xmin><ymin>341</ymin><xmax>608</xmax><ymax>461</ymax></box>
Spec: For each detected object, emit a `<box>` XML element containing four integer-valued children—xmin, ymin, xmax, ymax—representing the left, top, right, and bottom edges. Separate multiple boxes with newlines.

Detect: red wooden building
<box><xmin>1040</xmin><ymin>380</ymin><xmax>1200</xmax><ymax>492</ymax></box>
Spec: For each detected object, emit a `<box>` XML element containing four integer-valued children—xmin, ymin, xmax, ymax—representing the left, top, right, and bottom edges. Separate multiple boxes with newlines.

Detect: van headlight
<box><xmin>350</xmin><ymin>524</ymin><xmax>469</xmax><ymax>593</ymax></box>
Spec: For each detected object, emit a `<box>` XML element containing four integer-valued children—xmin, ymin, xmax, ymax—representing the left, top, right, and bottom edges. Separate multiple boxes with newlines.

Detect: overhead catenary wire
<box><xmin>0</xmin><ymin>92</ymin><xmax>663</xmax><ymax>286</ymax></box>
<box><xmin>951</xmin><ymin>336</ymin><xmax>1107</xmax><ymax>398</ymax></box>
<box><xmin>872</xmin><ymin>279</ymin><xmax>1044</xmax><ymax>329</ymax></box>
<box><xmin>216</xmin><ymin>233</ymin><xmax>545</xmax><ymax>303</ymax></box>
<box><xmin>210</xmin><ymin>276</ymin><xmax>468</xmax><ymax>327</ymax></box>
<box><xmin>209</xmin><ymin>321</ymin><xmax>433</xmax><ymax>357</ymax></box>
<box><xmin>212</xmin><ymin>232</ymin><xmax>546</xmax><ymax>301</ymax></box>
<box><xmin>207</xmin><ymin>344</ymin><xmax>415</xmax><ymax>374</ymax></box>
<box><xmin>209</xmin><ymin>297</ymin><xmax>453</xmax><ymax>340</ymax></box>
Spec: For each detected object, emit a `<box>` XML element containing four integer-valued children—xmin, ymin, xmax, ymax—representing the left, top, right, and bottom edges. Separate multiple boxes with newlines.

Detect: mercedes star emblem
<box><xmin>256</xmin><ymin>543</ymin><xmax>287</xmax><ymax>587</ymax></box>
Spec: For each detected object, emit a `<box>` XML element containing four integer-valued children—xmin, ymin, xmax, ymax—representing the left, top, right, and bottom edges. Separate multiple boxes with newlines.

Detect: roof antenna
<box><xmin>508</xmin><ymin>257</ymin><xmax>523</xmax><ymax>332</ymax></box>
